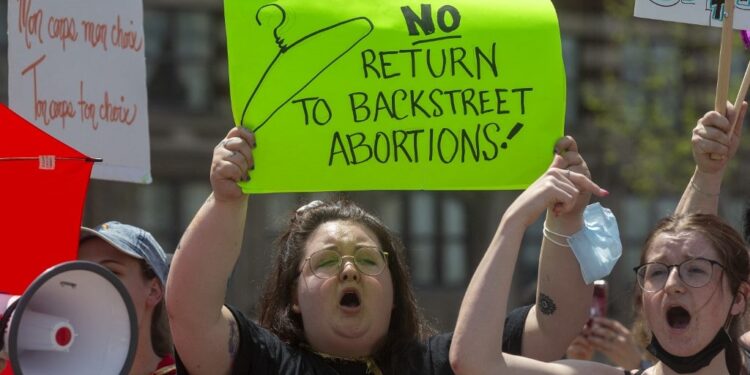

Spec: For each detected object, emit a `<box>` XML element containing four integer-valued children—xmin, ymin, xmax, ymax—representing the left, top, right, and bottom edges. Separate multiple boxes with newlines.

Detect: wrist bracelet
<box><xmin>543</xmin><ymin>230</ymin><xmax>570</xmax><ymax>247</ymax></box>
<box><xmin>543</xmin><ymin>224</ymin><xmax>572</xmax><ymax>239</ymax></box>
<box><xmin>542</xmin><ymin>224</ymin><xmax>571</xmax><ymax>247</ymax></box>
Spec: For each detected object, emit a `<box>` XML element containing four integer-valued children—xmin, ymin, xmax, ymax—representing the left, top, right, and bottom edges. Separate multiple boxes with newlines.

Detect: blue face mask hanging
<box><xmin>567</xmin><ymin>203</ymin><xmax>622</xmax><ymax>285</ymax></box>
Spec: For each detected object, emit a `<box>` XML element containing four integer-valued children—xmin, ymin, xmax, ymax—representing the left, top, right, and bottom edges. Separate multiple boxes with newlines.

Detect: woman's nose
<box><xmin>663</xmin><ymin>266</ymin><xmax>685</xmax><ymax>294</ymax></box>
<box><xmin>339</xmin><ymin>257</ymin><xmax>360</xmax><ymax>282</ymax></box>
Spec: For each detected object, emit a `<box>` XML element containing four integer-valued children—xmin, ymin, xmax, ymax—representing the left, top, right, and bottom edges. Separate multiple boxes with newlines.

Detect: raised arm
<box><xmin>450</xmin><ymin>150</ymin><xmax>615</xmax><ymax>375</ymax></box>
<box><xmin>675</xmin><ymin>102</ymin><xmax>746</xmax><ymax>215</ymax></box>
<box><xmin>521</xmin><ymin>136</ymin><xmax>595</xmax><ymax>361</ymax></box>
<box><xmin>166</xmin><ymin>127</ymin><xmax>255</xmax><ymax>375</ymax></box>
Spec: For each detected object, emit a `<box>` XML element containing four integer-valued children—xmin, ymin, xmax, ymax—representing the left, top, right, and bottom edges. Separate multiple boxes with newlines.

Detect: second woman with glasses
<box><xmin>450</xmin><ymin>106</ymin><xmax>750</xmax><ymax>375</ymax></box>
<box><xmin>453</xmin><ymin>208</ymin><xmax>750</xmax><ymax>375</ymax></box>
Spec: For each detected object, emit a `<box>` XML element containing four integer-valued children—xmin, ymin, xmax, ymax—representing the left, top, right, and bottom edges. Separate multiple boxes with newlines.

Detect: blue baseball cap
<box><xmin>80</xmin><ymin>221</ymin><xmax>169</xmax><ymax>285</ymax></box>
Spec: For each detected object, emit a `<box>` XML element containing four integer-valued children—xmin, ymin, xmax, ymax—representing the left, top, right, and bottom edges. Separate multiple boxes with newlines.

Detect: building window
<box><xmin>130</xmin><ymin>179</ymin><xmax>211</xmax><ymax>253</ymax></box>
<box><xmin>441</xmin><ymin>198</ymin><xmax>467</xmax><ymax>287</ymax></box>
<box><xmin>562</xmin><ymin>36</ymin><xmax>580</xmax><ymax>127</ymax></box>
<box><xmin>405</xmin><ymin>192</ymin><xmax>468</xmax><ymax>287</ymax></box>
<box><xmin>144</xmin><ymin>9</ymin><xmax>225</xmax><ymax>113</ymax></box>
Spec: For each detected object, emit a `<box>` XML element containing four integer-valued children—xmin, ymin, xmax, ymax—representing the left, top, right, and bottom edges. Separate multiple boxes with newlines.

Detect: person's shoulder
<box><xmin>224</xmin><ymin>305</ymin><xmax>274</xmax><ymax>341</ymax></box>
<box><xmin>426</xmin><ymin>331</ymin><xmax>454</xmax><ymax>345</ymax></box>
<box><xmin>224</xmin><ymin>304</ymin><xmax>251</xmax><ymax>325</ymax></box>
<box><xmin>403</xmin><ymin>332</ymin><xmax>453</xmax><ymax>375</ymax></box>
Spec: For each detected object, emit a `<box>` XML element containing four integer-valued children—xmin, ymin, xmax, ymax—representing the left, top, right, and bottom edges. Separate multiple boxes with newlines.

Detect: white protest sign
<box><xmin>635</xmin><ymin>0</ymin><xmax>750</xmax><ymax>28</ymax></box>
<box><xmin>8</xmin><ymin>0</ymin><xmax>151</xmax><ymax>183</ymax></box>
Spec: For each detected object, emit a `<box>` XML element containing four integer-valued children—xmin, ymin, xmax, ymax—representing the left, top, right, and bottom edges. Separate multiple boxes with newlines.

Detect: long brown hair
<box><xmin>257</xmin><ymin>200</ymin><xmax>434</xmax><ymax>374</ymax></box>
<box><xmin>633</xmin><ymin>214</ymin><xmax>749</xmax><ymax>374</ymax></box>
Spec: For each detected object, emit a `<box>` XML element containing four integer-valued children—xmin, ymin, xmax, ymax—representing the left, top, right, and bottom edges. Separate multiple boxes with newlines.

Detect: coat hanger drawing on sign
<box><xmin>241</xmin><ymin>4</ymin><xmax>374</xmax><ymax>132</ymax></box>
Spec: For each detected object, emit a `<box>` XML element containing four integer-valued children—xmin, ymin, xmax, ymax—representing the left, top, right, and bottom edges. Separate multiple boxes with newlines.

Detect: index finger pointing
<box><xmin>567</xmin><ymin>170</ymin><xmax>608</xmax><ymax>197</ymax></box>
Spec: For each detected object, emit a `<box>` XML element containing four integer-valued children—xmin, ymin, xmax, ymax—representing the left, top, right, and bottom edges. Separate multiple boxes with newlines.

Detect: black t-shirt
<box><xmin>176</xmin><ymin>304</ymin><xmax>531</xmax><ymax>375</ymax></box>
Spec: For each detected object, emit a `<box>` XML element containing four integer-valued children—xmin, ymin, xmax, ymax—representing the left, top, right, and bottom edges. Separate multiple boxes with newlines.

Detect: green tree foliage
<box><xmin>575</xmin><ymin>0</ymin><xmax>749</xmax><ymax>195</ymax></box>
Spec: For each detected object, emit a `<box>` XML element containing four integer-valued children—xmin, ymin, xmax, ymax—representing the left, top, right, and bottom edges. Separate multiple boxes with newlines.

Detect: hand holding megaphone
<box><xmin>0</xmin><ymin>261</ymin><xmax>137</xmax><ymax>375</ymax></box>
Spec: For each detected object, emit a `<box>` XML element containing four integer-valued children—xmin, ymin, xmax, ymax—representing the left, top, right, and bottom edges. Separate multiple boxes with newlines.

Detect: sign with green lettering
<box><xmin>225</xmin><ymin>0</ymin><xmax>565</xmax><ymax>193</ymax></box>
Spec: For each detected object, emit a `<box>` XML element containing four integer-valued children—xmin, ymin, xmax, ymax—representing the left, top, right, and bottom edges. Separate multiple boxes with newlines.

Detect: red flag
<box><xmin>0</xmin><ymin>104</ymin><xmax>95</xmax><ymax>295</ymax></box>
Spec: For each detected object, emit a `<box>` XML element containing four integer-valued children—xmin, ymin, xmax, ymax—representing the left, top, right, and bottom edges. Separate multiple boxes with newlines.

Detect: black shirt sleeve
<box><xmin>175</xmin><ymin>305</ymin><xmax>289</xmax><ymax>375</ymax></box>
<box><xmin>421</xmin><ymin>304</ymin><xmax>533</xmax><ymax>375</ymax></box>
<box><xmin>502</xmin><ymin>304</ymin><xmax>532</xmax><ymax>355</ymax></box>
<box><xmin>225</xmin><ymin>305</ymin><xmax>253</xmax><ymax>374</ymax></box>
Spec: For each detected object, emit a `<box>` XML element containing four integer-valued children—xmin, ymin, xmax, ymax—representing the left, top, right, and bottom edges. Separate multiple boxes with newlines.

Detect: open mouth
<box><xmin>340</xmin><ymin>291</ymin><xmax>361</xmax><ymax>308</ymax></box>
<box><xmin>666</xmin><ymin>306</ymin><xmax>691</xmax><ymax>329</ymax></box>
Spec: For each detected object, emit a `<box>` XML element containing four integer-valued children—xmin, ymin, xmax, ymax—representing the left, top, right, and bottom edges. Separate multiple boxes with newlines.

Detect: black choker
<box><xmin>646</xmin><ymin>329</ymin><xmax>730</xmax><ymax>374</ymax></box>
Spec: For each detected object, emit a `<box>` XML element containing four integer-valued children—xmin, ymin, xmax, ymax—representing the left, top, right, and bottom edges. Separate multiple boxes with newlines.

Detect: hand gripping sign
<box><xmin>635</xmin><ymin>0</ymin><xmax>750</xmax><ymax>135</ymax></box>
<box><xmin>225</xmin><ymin>0</ymin><xmax>567</xmax><ymax>193</ymax></box>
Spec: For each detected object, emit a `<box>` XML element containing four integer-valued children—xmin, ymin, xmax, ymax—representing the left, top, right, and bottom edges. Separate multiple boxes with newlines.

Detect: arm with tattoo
<box><xmin>519</xmin><ymin>137</ymin><xmax>595</xmax><ymax>361</ymax></box>
<box><xmin>451</xmin><ymin>154</ymin><xmax>608</xmax><ymax>374</ymax></box>
<box><xmin>166</xmin><ymin>128</ymin><xmax>256</xmax><ymax>375</ymax></box>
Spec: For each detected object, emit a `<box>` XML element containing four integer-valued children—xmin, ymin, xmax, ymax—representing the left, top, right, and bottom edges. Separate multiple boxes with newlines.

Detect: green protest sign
<box><xmin>225</xmin><ymin>0</ymin><xmax>565</xmax><ymax>193</ymax></box>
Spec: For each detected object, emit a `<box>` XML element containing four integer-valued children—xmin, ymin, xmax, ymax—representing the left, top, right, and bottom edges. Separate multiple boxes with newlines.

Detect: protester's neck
<box><xmin>129</xmin><ymin>315</ymin><xmax>161</xmax><ymax>375</ymax></box>
<box><xmin>652</xmin><ymin>349</ymin><xmax>728</xmax><ymax>375</ymax></box>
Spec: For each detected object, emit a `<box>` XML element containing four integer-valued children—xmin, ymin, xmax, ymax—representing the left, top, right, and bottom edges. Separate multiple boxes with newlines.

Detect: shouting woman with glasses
<box><xmin>630</xmin><ymin>216</ymin><xmax>749</xmax><ymax>374</ymax></box>
<box><xmin>450</xmin><ymin>140</ymin><xmax>750</xmax><ymax>374</ymax></box>
<box><xmin>166</xmin><ymin>127</ymin><xmax>603</xmax><ymax>375</ymax></box>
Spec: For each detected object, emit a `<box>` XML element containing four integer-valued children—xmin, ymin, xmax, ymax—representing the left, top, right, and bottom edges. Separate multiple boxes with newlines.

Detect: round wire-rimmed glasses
<box><xmin>633</xmin><ymin>257</ymin><xmax>725</xmax><ymax>292</ymax></box>
<box><xmin>303</xmin><ymin>247</ymin><xmax>389</xmax><ymax>279</ymax></box>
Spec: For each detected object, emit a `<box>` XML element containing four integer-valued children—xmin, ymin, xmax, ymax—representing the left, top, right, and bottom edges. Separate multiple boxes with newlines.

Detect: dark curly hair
<box><xmin>257</xmin><ymin>200</ymin><xmax>434</xmax><ymax>374</ymax></box>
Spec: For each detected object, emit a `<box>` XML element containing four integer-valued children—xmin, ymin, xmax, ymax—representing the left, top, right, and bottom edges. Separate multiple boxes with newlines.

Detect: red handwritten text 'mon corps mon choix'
<box><xmin>81</xmin><ymin>15</ymin><xmax>145</xmax><ymax>52</ymax></box>
<box><xmin>18</xmin><ymin>0</ymin><xmax>43</xmax><ymax>49</ymax></box>
<box><xmin>18</xmin><ymin>0</ymin><xmax>80</xmax><ymax>52</ymax></box>
<box><xmin>22</xmin><ymin>55</ymin><xmax>139</xmax><ymax>130</ymax></box>
<box><xmin>17</xmin><ymin>0</ymin><xmax>144</xmax><ymax>52</ymax></box>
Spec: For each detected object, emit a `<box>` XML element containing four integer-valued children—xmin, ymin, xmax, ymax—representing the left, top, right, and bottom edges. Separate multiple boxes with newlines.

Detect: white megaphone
<box><xmin>0</xmin><ymin>261</ymin><xmax>137</xmax><ymax>375</ymax></box>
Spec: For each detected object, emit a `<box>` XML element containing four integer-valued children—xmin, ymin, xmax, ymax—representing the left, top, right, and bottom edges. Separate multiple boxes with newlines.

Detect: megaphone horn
<box><xmin>0</xmin><ymin>261</ymin><xmax>137</xmax><ymax>375</ymax></box>
<box><xmin>0</xmin><ymin>300</ymin><xmax>76</xmax><ymax>353</ymax></box>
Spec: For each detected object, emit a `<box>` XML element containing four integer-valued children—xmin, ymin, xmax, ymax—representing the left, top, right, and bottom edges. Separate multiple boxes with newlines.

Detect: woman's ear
<box><xmin>146</xmin><ymin>278</ymin><xmax>164</xmax><ymax>308</ymax></box>
<box><xmin>730</xmin><ymin>281</ymin><xmax>750</xmax><ymax>316</ymax></box>
<box><xmin>291</xmin><ymin>282</ymin><xmax>301</xmax><ymax>314</ymax></box>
